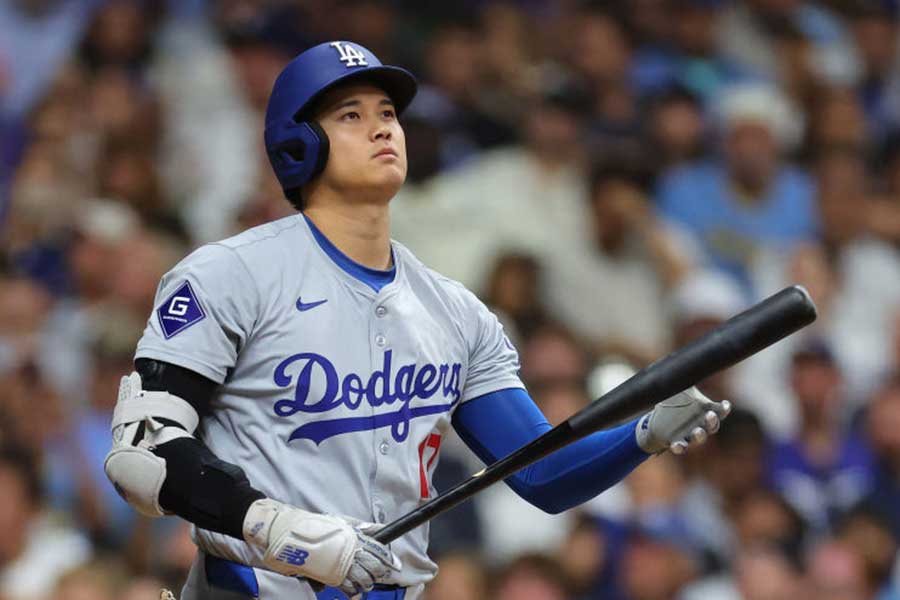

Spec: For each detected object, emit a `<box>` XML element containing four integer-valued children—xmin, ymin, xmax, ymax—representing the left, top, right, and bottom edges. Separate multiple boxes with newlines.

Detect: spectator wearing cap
<box><xmin>657</xmin><ymin>83</ymin><xmax>818</xmax><ymax>295</ymax></box>
<box><xmin>766</xmin><ymin>340</ymin><xmax>876</xmax><ymax>533</ymax></box>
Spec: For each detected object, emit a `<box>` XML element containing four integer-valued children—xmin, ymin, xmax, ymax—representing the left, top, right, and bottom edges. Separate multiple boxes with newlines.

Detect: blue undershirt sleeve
<box><xmin>451</xmin><ymin>387</ymin><xmax>650</xmax><ymax>514</ymax></box>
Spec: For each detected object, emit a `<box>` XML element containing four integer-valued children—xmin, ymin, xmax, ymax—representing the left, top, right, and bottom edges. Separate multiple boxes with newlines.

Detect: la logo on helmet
<box><xmin>330</xmin><ymin>42</ymin><xmax>368</xmax><ymax>67</ymax></box>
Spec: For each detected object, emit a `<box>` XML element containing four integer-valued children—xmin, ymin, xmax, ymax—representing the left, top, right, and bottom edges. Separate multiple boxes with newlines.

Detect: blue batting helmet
<box><xmin>264</xmin><ymin>41</ymin><xmax>418</xmax><ymax>202</ymax></box>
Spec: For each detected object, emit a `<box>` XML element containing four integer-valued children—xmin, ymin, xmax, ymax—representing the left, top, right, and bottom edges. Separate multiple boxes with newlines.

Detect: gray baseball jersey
<box><xmin>135</xmin><ymin>214</ymin><xmax>523</xmax><ymax>598</ymax></box>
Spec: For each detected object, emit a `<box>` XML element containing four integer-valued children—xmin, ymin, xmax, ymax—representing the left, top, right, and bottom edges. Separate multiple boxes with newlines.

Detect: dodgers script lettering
<box><xmin>273</xmin><ymin>350</ymin><xmax>462</xmax><ymax>445</ymax></box>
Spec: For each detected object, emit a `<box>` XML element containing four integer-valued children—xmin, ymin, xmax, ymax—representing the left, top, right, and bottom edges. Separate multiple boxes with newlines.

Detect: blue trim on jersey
<box><xmin>452</xmin><ymin>388</ymin><xmax>649</xmax><ymax>514</ymax></box>
<box><xmin>304</xmin><ymin>214</ymin><xmax>396</xmax><ymax>292</ymax></box>
<box><xmin>205</xmin><ymin>554</ymin><xmax>260</xmax><ymax>597</ymax></box>
<box><xmin>316</xmin><ymin>584</ymin><xmax>406</xmax><ymax>599</ymax></box>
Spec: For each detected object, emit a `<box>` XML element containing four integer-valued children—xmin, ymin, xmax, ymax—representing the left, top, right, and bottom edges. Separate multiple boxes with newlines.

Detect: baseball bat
<box><xmin>373</xmin><ymin>285</ymin><xmax>817</xmax><ymax>544</ymax></box>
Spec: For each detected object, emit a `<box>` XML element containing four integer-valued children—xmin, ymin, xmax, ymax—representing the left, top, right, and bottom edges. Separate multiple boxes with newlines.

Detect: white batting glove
<box><xmin>243</xmin><ymin>499</ymin><xmax>401</xmax><ymax>596</ymax></box>
<box><xmin>635</xmin><ymin>387</ymin><xmax>732</xmax><ymax>455</ymax></box>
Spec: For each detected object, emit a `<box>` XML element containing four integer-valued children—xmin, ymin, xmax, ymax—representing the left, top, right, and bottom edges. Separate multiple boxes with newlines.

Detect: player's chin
<box><xmin>368</xmin><ymin>163</ymin><xmax>407</xmax><ymax>190</ymax></box>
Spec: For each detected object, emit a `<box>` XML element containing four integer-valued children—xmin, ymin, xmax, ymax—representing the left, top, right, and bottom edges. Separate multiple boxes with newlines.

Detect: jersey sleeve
<box><xmin>135</xmin><ymin>243</ymin><xmax>258</xmax><ymax>384</ymax></box>
<box><xmin>460</xmin><ymin>291</ymin><xmax>525</xmax><ymax>402</ymax></box>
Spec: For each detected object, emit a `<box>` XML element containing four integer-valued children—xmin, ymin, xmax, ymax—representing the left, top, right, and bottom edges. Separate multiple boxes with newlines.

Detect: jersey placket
<box><xmin>368</xmin><ymin>283</ymin><xmax>400</xmax><ymax>527</ymax></box>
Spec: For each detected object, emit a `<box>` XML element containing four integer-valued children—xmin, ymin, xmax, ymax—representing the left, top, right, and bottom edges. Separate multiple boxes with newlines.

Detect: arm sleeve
<box><xmin>452</xmin><ymin>387</ymin><xmax>649</xmax><ymax>514</ymax></box>
<box><xmin>135</xmin><ymin>243</ymin><xmax>258</xmax><ymax>383</ymax></box>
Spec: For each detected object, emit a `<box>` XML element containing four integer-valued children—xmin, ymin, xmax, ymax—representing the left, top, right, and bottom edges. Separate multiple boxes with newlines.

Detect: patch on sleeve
<box><xmin>157</xmin><ymin>280</ymin><xmax>206</xmax><ymax>339</ymax></box>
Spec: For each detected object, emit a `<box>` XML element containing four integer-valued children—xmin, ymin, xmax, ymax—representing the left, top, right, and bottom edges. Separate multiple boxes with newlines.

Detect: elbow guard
<box><xmin>104</xmin><ymin>372</ymin><xmax>200</xmax><ymax>517</ymax></box>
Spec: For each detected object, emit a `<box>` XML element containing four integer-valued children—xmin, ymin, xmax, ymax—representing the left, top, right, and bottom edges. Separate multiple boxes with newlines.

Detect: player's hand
<box><xmin>635</xmin><ymin>386</ymin><xmax>731</xmax><ymax>454</ymax></box>
<box><xmin>243</xmin><ymin>499</ymin><xmax>401</xmax><ymax>595</ymax></box>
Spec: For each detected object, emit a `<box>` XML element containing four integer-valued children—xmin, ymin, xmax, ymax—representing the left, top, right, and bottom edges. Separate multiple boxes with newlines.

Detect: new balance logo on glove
<box><xmin>276</xmin><ymin>546</ymin><xmax>310</xmax><ymax>566</ymax></box>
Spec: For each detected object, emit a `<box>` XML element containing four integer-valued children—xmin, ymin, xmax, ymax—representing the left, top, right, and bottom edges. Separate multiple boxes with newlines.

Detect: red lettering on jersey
<box><xmin>417</xmin><ymin>433</ymin><xmax>441</xmax><ymax>498</ymax></box>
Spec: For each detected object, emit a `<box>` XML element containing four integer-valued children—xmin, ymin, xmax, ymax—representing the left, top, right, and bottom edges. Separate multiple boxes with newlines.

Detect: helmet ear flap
<box><xmin>306</xmin><ymin>121</ymin><xmax>330</xmax><ymax>181</ymax></box>
<box><xmin>264</xmin><ymin>120</ymin><xmax>331</xmax><ymax>193</ymax></box>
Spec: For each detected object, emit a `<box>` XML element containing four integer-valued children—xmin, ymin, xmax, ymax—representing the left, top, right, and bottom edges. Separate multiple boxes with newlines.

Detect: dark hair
<box><xmin>651</xmin><ymin>85</ymin><xmax>703</xmax><ymax>112</ymax></box>
<box><xmin>715</xmin><ymin>407</ymin><xmax>766</xmax><ymax>449</ymax></box>
<box><xmin>284</xmin><ymin>188</ymin><xmax>303</xmax><ymax>211</ymax></box>
<box><xmin>589</xmin><ymin>159</ymin><xmax>653</xmax><ymax>196</ymax></box>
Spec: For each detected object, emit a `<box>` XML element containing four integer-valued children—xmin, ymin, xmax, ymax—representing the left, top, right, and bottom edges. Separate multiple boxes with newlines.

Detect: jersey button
<box><xmin>375</xmin><ymin>334</ymin><xmax>387</xmax><ymax>347</ymax></box>
<box><xmin>379</xmin><ymin>441</ymin><xmax>389</xmax><ymax>455</ymax></box>
<box><xmin>375</xmin><ymin>306</ymin><xmax>387</xmax><ymax>317</ymax></box>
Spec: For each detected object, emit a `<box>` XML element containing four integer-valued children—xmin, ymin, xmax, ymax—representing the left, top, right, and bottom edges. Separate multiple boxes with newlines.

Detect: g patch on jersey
<box><xmin>157</xmin><ymin>280</ymin><xmax>206</xmax><ymax>339</ymax></box>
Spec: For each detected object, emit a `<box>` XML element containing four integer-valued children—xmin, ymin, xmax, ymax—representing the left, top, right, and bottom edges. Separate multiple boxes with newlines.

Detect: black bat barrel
<box><xmin>374</xmin><ymin>285</ymin><xmax>817</xmax><ymax>544</ymax></box>
<box><xmin>568</xmin><ymin>285</ymin><xmax>817</xmax><ymax>434</ymax></box>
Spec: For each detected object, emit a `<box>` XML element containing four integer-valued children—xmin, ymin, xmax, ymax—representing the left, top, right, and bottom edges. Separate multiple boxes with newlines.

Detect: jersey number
<box><xmin>417</xmin><ymin>433</ymin><xmax>441</xmax><ymax>499</ymax></box>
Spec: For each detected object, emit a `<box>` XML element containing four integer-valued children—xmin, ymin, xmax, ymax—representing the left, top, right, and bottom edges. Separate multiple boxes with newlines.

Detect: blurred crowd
<box><xmin>3</xmin><ymin>0</ymin><xmax>900</xmax><ymax>598</ymax></box>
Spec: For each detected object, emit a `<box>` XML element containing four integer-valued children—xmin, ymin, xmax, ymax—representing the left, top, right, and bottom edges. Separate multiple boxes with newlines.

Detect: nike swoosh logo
<box><xmin>296</xmin><ymin>297</ymin><xmax>328</xmax><ymax>312</ymax></box>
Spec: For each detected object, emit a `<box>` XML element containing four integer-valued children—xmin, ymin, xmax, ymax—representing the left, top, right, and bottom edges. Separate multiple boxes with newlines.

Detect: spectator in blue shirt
<box><xmin>657</xmin><ymin>83</ymin><xmax>818</xmax><ymax>294</ymax></box>
<box><xmin>766</xmin><ymin>340</ymin><xmax>875</xmax><ymax>533</ymax></box>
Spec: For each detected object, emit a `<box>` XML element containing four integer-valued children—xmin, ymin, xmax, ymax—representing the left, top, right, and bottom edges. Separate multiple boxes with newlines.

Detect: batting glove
<box><xmin>243</xmin><ymin>499</ymin><xmax>401</xmax><ymax>596</ymax></box>
<box><xmin>636</xmin><ymin>386</ymin><xmax>731</xmax><ymax>454</ymax></box>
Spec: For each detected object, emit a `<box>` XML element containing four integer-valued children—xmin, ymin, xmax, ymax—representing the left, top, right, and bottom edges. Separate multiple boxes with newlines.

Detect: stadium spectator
<box><xmin>766</xmin><ymin>340</ymin><xmax>875</xmax><ymax>532</ymax></box>
<box><xmin>657</xmin><ymin>83</ymin><xmax>817</xmax><ymax>294</ymax></box>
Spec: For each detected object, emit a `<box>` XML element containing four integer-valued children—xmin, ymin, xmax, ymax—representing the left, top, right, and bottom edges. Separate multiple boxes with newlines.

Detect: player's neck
<box><xmin>303</xmin><ymin>202</ymin><xmax>392</xmax><ymax>270</ymax></box>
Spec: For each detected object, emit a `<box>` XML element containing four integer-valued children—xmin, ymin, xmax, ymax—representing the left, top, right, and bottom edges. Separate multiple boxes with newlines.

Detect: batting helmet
<box><xmin>264</xmin><ymin>41</ymin><xmax>418</xmax><ymax>202</ymax></box>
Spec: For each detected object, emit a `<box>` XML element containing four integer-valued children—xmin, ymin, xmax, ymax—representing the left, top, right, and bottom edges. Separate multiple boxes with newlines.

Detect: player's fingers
<box><xmin>714</xmin><ymin>399</ymin><xmax>732</xmax><ymax>417</ymax></box>
<box><xmin>354</xmin><ymin>563</ymin><xmax>377</xmax><ymax>589</ymax></box>
<box><xmin>339</xmin><ymin>581</ymin><xmax>365</xmax><ymax>600</ymax></box>
<box><xmin>670</xmin><ymin>440</ymin><xmax>688</xmax><ymax>455</ymax></box>
<box><xmin>705</xmin><ymin>410</ymin><xmax>720</xmax><ymax>434</ymax></box>
<box><xmin>342</xmin><ymin>568</ymin><xmax>373</xmax><ymax>596</ymax></box>
<box><xmin>691</xmin><ymin>426</ymin><xmax>707</xmax><ymax>445</ymax></box>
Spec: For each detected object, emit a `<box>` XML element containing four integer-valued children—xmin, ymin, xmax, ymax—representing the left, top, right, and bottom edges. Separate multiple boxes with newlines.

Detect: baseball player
<box><xmin>105</xmin><ymin>41</ymin><xmax>731</xmax><ymax>600</ymax></box>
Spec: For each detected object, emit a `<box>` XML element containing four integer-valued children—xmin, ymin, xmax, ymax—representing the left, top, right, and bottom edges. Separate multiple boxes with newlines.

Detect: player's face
<box><xmin>314</xmin><ymin>83</ymin><xmax>407</xmax><ymax>201</ymax></box>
